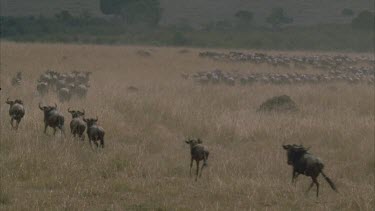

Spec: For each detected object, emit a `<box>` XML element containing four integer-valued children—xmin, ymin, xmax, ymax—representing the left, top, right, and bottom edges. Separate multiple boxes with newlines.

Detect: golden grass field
<box><xmin>0</xmin><ymin>42</ymin><xmax>374</xmax><ymax>210</ymax></box>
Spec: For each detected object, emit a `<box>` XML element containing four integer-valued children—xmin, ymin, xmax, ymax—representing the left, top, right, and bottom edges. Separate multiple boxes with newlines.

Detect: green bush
<box><xmin>171</xmin><ymin>31</ymin><xmax>190</xmax><ymax>46</ymax></box>
<box><xmin>100</xmin><ymin>0</ymin><xmax>162</xmax><ymax>26</ymax></box>
<box><xmin>351</xmin><ymin>10</ymin><xmax>375</xmax><ymax>30</ymax></box>
<box><xmin>342</xmin><ymin>8</ymin><xmax>354</xmax><ymax>17</ymax></box>
<box><xmin>266</xmin><ymin>8</ymin><xmax>293</xmax><ymax>29</ymax></box>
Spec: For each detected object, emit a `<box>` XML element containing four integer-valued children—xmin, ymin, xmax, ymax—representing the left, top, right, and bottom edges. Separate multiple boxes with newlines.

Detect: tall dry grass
<box><xmin>0</xmin><ymin>42</ymin><xmax>374</xmax><ymax>210</ymax></box>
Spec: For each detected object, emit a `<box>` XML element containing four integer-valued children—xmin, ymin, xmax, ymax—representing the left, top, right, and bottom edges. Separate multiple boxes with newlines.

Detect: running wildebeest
<box><xmin>6</xmin><ymin>98</ymin><xmax>25</xmax><ymax>130</ymax></box>
<box><xmin>68</xmin><ymin>108</ymin><xmax>86</xmax><ymax>140</ymax></box>
<box><xmin>39</xmin><ymin>103</ymin><xmax>65</xmax><ymax>136</ymax></box>
<box><xmin>185</xmin><ymin>138</ymin><xmax>210</xmax><ymax>181</ymax></box>
<box><xmin>282</xmin><ymin>144</ymin><xmax>338</xmax><ymax>197</ymax></box>
<box><xmin>83</xmin><ymin>117</ymin><xmax>105</xmax><ymax>148</ymax></box>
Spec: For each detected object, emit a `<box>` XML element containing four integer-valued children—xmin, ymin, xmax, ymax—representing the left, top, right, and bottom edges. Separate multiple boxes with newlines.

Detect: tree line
<box><xmin>98</xmin><ymin>0</ymin><xmax>374</xmax><ymax>30</ymax></box>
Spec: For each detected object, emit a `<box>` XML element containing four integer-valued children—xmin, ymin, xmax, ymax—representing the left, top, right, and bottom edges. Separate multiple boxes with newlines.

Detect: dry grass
<box><xmin>0</xmin><ymin>42</ymin><xmax>374</xmax><ymax>210</ymax></box>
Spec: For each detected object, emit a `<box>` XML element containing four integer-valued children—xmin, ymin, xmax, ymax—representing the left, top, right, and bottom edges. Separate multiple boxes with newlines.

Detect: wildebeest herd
<box><xmin>187</xmin><ymin>68</ymin><xmax>374</xmax><ymax>86</ymax></box>
<box><xmin>7</xmin><ymin>50</ymin><xmax>367</xmax><ymax>197</ymax></box>
<box><xmin>191</xmin><ymin>51</ymin><xmax>375</xmax><ymax>85</ymax></box>
<box><xmin>36</xmin><ymin>70</ymin><xmax>91</xmax><ymax>102</ymax></box>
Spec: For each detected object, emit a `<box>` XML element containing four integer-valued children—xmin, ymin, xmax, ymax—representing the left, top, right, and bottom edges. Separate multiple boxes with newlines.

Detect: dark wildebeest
<box><xmin>39</xmin><ymin>103</ymin><xmax>65</xmax><ymax>136</ymax></box>
<box><xmin>83</xmin><ymin>117</ymin><xmax>105</xmax><ymax>148</ymax></box>
<box><xmin>6</xmin><ymin>98</ymin><xmax>25</xmax><ymax>130</ymax></box>
<box><xmin>68</xmin><ymin>108</ymin><xmax>86</xmax><ymax>140</ymax></box>
<box><xmin>185</xmin><ymin>138</ymin><xmax>210</xmax><ymax>181</ymax></box>
<box><xmin>282</xmin><ymin>144</ymin><xmax>338</xmax><ymax>197</ymax></box>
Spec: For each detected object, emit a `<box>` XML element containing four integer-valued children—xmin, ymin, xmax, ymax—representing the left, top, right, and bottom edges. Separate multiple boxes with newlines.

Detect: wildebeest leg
<box><xmin>10</xmin><ymin>118</ymin><xmax>14</xmax><ymax>129</ymax></box>
<box><xmin>16</xmin><ymin>119</ymin><xmax>20</xmax><ymax>130</ymax></box>
<box><xmin>189</xmin><ymin>158</ymin><xmax>193</xmax><ymax>176</ymax></box>
<box><xmin>306</xmin><ymin>178</ymin><xmax>315</xmax><ymax>194</ymax></box>
<box><xmin>199</xmin><ymin>162</ymin><xmax>205</xmax><ymax>178</ymax></box>
<box><xmin>100</xmin><ymin>138</ymin><xmax>104</xmax><ymax>148</ymax></box>
<box><xmin>292</xmin><ymin>170</ymin><xmax>299</xmax><ymax>184</ymax></box>
<box><xmin>93</xmin><ymin>140</ymin><xmax>99</xmax><ymax>148</ymax></box>
<box><xmin>195</xmin><ymin>160</ymin><xmax>200</xmax><ymax>181</ymax></box>
<box><xmin>59</xmin><ymin>126</ymin><xmax>66</xmax><ymax>137</ymax></box>
<box><xmin>89</xmin><ymin>139</ymin><xmax>93</xmax><ymax>148</ymax></box>
<box><xmin>313</xmin><ymin>177</ymin><xmax>319</xmax><ymax>197</ymax></box>
<box><xmin>200</xmin><ymin>156</ymin><xmax>208</xmax><ymax>178</ymax></box>
<box><xmin>44</xmin><ymin>123</ymin><xmax>48</xmax><ymax>134</ymax></box>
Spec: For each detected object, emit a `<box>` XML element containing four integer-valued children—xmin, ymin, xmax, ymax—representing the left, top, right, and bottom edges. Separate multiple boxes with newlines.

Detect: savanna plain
<box><xmin>0</xmin><ymin>42</ymin><xmax>374</xmax><ymax>210</ymax></box>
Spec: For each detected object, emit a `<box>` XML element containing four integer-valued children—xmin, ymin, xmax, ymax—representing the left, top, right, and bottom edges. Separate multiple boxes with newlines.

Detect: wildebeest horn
<box><xmin>68</xmin><ymin>107</ymin><xmax>72</xmax><ymax>112</ymax></box>
<box><xmin>82</xmin><ymin>109</ymin><xmax>85</xmax><ymax>115</ymax></box>
<box><xmin>6</xmin><ymin>97</ymin><xmax>10</xmax><ymax>103</ymax></box>
<box><xmin>54</xmin><ymin>103</ymin><xmax>57</xmax><ymax>108</ymax></box>
<box><xmin>39</xmin><ymin>103</ymin><xmax>43</xmax><ymax>110</ymax></box>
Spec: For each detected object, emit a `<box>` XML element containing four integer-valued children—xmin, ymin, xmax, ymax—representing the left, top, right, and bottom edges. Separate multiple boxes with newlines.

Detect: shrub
<box><xmin>351</xmin><ymin>10</ymin><xmax>375</xmax><ymax>30</ymax></box>
<box><xmin>100</xmin><ymin>0</ymin><xmax>162</xmax><ymax>26</ymax></box>
<box><xmin>235</xmin><ymin>10</ymin><xmax>254</xmax><ymax>28</ymax></box>
<box><xmin>266</xmin><ymin>8</ymin><xmax>293</xmax><ymax>29</ymax></box>
<box><xmin>171</xmin><ymin>31</ymin><xmax>190</xmax><ymax>46</ymax></box>
<box><xmin>342</xmin><ymin>8</ymin><xmax>354</xmax><ymax>16</ymax></box>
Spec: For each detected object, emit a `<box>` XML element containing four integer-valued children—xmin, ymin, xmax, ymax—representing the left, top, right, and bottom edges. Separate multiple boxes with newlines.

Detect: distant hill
<box><xmin>1</xmin><ymin>0</ymin><xmax>373</xmax><ymax>26</ymax></box>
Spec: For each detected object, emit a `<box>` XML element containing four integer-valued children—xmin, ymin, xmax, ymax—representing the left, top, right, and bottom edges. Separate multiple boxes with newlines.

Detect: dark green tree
<box><xmin>235</xmin><ymin>10</ymin><xmax>254</xmax><ymax>26</ymax></box>
<box><xmin>100</xmin><ymin>0</ymin><xmax>124</xmax><ymax>16</ymax></box>
<box><xmin>341</xmin><ymin>8</ymin><xmax>354</xmax><ymax>17</ymax></box>
<box><xmin>99</xmin><ymin>0</ymin><xmax>162</xmax><ymax>26</ymax></box>
<box><xmin>266</xmin><ymin>8</ymin><xmax>293</xmax><ymax>29</ymax></box>
<box><xmin>351</xmin><ymin>10</ymin><xmax>374</xmax><ymax>30</ymax></box>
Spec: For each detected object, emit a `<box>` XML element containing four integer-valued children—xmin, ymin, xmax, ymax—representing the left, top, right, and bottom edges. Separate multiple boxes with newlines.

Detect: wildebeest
<box><xmin>83</xmin><ymin>117</ymin><xmax>105</xmax><ymax>148</ymax></box>
<box><xmin>68</xmin><ymin>108</ymin><xmax>86</xmax><ymax>140</ymax></box>
<box><xmin>58</xmin><ymin>87</ymin><xmax>71</xmax><ymax>102</ymax></box>
<box><xmin>282</xmin><ymin>144</ymin><xmax>338</xmax><ymax>197</ymax></box>
<box><xmin>6</xmin><ymin>98</ymin><xmax>25</xmax><ymax>130</ymax></box>
<box><xmin>37</xmin><ymin>81</ymin><xmax>49</xmax><ymax>96</ymax></box>
<box><xmin>185</xmin><ymin>138</ymin><xmax>210</xmax><ymax>181</ymax></box>
<box><xmin>39</xmin><ymin>103</ymin><xmax>65</xmax><ymax>136</ymax></box>
<box><xmin>73</xmin><ymin>84</ymin><xmax>89</xmax><ymax>98</ymax></box>
<box><xmin>11</xmin><ymin>72</ymin><xmax>22</xmax><ymax>86</ymax></box>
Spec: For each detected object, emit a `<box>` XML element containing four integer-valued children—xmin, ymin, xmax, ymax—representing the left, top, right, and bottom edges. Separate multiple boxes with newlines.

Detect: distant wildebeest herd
<box><xmin>186</xmin><ymin>68</ymin><xmax>375</xmax><ymax>86</ymax></box>
<box><xmin>36</xmin><ymin>70</ymin><xmax>91</xmax><ymax>102</ymax></box>
<box><xmin>193</xmin><ymin>51</ymin><xmax>375</xmax><ymax>85</ymax></box>
<box><xmin>199</xmin><ymin>51</ymin><xmax>374</xmax><ymax>70</ymax></box>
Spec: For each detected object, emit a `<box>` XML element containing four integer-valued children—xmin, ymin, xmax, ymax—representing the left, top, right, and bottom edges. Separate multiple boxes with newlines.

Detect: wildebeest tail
<box><xmin>321</xmin><ymin>171</ymin><xmax>338</xmax><ymax>192</ymax></box>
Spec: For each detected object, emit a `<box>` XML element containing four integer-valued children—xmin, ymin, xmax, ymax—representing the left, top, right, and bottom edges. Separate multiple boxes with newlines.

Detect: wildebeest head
<box><xmin>68</xmin><ymin>108</ymin><xmax>85</xmax><ymax>118</ymax></box>
<box><xmin>39</xmin><ymin>103</ymin><xmax>57</xmax><ymax>114</ymax></box>
<box><xmin>83</xmin><ymin>116</ymin><xmax>98</xmax><ymax>127</ymax></box>
<box><xmin>6</xmin><ymin>98</ymin><xmax>23</xmax><ymax>106</ymax></box>
<box><xmin>6</xmin><ymin>98</ymin><xmax>15</xmax><ymax>106</ymax></box>
<box><xmin>282</xmin><ymin>144</ymin><xmax>310</xmax><ymax>165</ymax></box>
<box><xmin>185</xmin><ymin>138</ymin><xmax>203</xmax><ymax>147</ymax></box>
